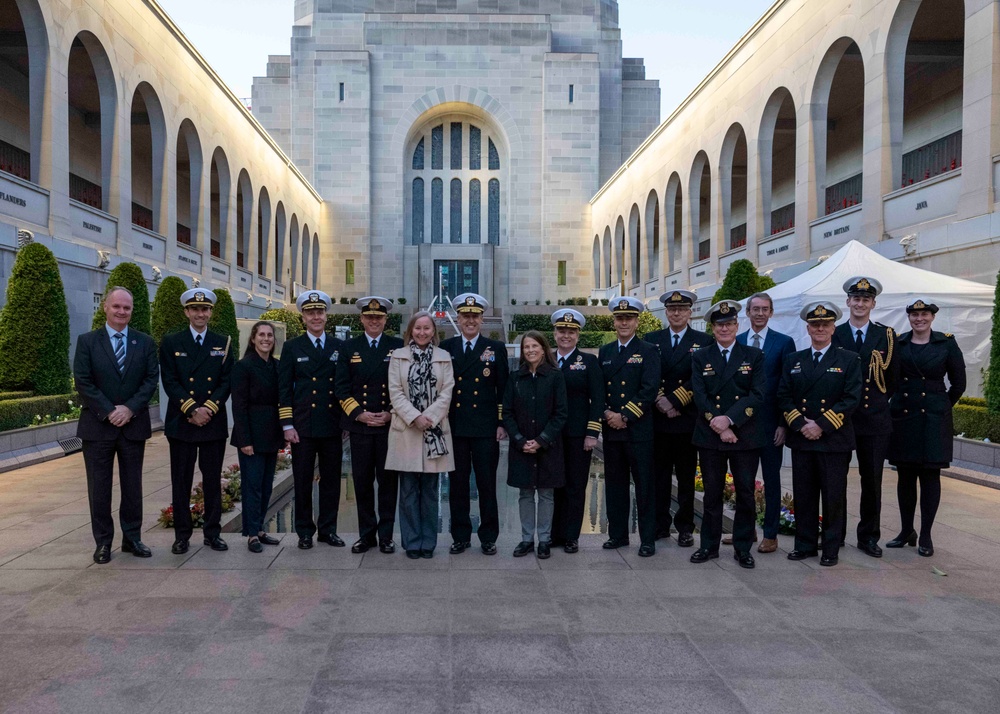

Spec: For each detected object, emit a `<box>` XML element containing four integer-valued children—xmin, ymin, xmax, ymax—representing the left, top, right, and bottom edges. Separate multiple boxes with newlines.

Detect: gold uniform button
<box><xmin>475</xmin><ymin>378</ymin><xmax>480</xmax><ymax>383</ymax></box>
<box><xmin>921</xmin><ymin>409</ymin><xmax>925</xmax><ymax>413</ymax></box>
<box><xmin>866</xmin><ymin>379</ymin><xmax>871</xmax><ymax>384</ymax></box>
<box><xmin>474</xmin><ymin>391</ymin><xmax>478</xmax><ymax>396</ymax></box>
<box><xmin>312</xmin><ymin>377</ymin><xmax>317</xmax><ymax>382</ymax></box>
<box><xmin>458</xmin><ymin>377</ymin><xmax>463</xmax><ymax>382</ymax></box>
<box><xmin>363</xmin><ymin>384</ymin><xmax>368</xmax><ymax>389</ymax></box>
<box><xmin>621</xmin><ymin>381</ymin><xmax>626</xmax><ymax>386</ymax></box>
<box><xmin>190</xmin><ymin>391</ymin><xmax>195</xmax><ymax>395</ymax></box>
<box><xmin>207</xmin><ymin>377</ymin><xmax>212</xmax><ymax>382</ymax></box>
<box><xmin>903</xmin><ymin>393</ymin><xmax>908</xmax><ymax>398</ymax></box>
<box><xmin>189</xmin><ymin>378</ymin><xmax>194</xmax><ymax>382</ymax></box>
<box><xmin>456</xmin><ymin>404</ymin><xmax>461</xmax><ymax>408</ymax></box>
<box><xmin>473</xmin><ymin>404</ymin><xmax>477</xmax><ymax>408</ymax></box>
<box><xmin>312</xmin><ymin>390</ymin><xmax>317</xmax><ymax>395</ymax></box>
<box><xmin>620</xmin><ymin>393</ymin><xmax>625</xmax><ymax>398</ymax></box>
<box><xmin>820</xmin><ymin>399</ymin><xmax>825</xmax><ymax>404</ymax></box>
<box><xmin>921</xmin><ymin>392</ymin><xmax>926</xmax><ymax>397</ymax></box>
<box><xmin>311</xmin><ymin>403</ymin><xmax>316</xmax><ymax>407</ymax></box>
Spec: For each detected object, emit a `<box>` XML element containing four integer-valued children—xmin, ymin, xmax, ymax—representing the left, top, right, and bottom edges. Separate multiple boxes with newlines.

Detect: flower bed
<box><xmin>695</xmin><ymin>468</ymin><xmax>801</xmax><ymax>535</ymax></box>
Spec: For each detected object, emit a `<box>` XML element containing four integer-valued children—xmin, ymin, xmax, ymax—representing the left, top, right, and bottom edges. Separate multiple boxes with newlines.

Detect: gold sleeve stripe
<box><xmin>587</xmin><ymin>420</ymin><xmax>602</xmax><ymax>430</ymax></box>
<box><xmin>278</xmin><ymin>408</ymin><xmax>294</xmax><ymax>419</ymax></box>
<box><xmin>204</xmin><ymin>400</ymin><xmax>219</xmax><ymax>414</ymax></box>
<box><xmin>823</xmin><ymin>410</ymin><xmax>844</xmax><ymax>429</ymax></box>
<box><xmin>672</xmin><ymin>387</ymin><xmax>693</xmax><ymax>406</ymax></box>
<box><xmin>624</xmin><ymin>402</ymin><xmax>643</xmax><ymax>419</ymax></box>
<box><xmin>498</xmin><ymin>406</ymin><xmax>504</xmax><ymax>419</ymax></box>
<box><xmin>340</xmin><ymin>398</ymin><xmax>360</xmax><ymax>414</ymax></box>
<box><xmin>783</xmin><ymin>409</ymin><xmax>801</xmax><ymax>426</ymax></box>
<box><xmin>180</xmin><ymin>399</ymin><xmax>196</xmax><ymax>413</ymax></box>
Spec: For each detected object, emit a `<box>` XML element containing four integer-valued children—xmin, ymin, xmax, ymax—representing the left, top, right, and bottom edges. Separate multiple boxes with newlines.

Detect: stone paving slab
<box><xmin>0</xmin><ymin>438</ymin><xmax>998</xmax><ymax>712</ymax></box>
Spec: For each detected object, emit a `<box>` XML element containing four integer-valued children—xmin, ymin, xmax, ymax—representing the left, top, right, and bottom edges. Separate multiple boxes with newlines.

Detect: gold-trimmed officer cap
<box><xmin>799</xmin><ymin>301</ymin><xmax>842</xmax><ymax>322</ymax></box>
<box><xmin>454</xmin><ymin>293</ymin><xmax>489</xmax><ymax>314</ymax></box>
<box><xmin>658</xmin><ymin>289</ymin><xmax>696</xmax><ymax>307</ymax></box>
<box><xmin>296</xmin><ymin>290</ymin><xmax>331</xmax><ymax>312</ymax></box>
<box><xmin>905</xmin><ymin>299</ymin><xmax>939</xmax><ymax>314</ymax></box>
<box><xmin>358</xmin><ymin>296</ymin><xmax>393</xmax><ymax>315</ymax></box>
<box><xmin>843</xmin><ymin>276</ymin><xmax>882</xmax><ymax>298</ymax></box>
<box><xmin>181</xmin><ymin>288</ymin><xmax>216</xmax><ymax>308</ymax></box>
<box><xmin>552</xmin><ymin>309</ymin><xmax>586</xmax><ymax>330</ymax></box>
<box><xmin>610</xmin><ymin>296</ymin><xmax>644</xmax><ymax>316</ymax></box>
<box><xmin>704</xmin><ymin>300</ymin><xmax>742</xmax><ymax>324</ymax></box>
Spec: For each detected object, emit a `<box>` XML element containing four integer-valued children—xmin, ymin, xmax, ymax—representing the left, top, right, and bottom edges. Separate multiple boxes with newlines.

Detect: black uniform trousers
<box><xmin>449</xmin><ymin>435</ymin><xmax>501</xmax><ymax>544</ymax></box>
<box><xmin>82</xmin><ymin>435</ymin><xmax>146</xmax><ymax>546</ymax></box>
<box><xmin>791</xmin><ymin>450</ymin><xmax>851</xmax><ymax>556</ymax></box>
<box><xmin>699</xmin><ymin>448</ymin><xmax>760</xmax><ymax>553</ymax></box>
<box><xmin>290</xmin><ymin>436</ymin><xmax>343</xmax><ymax>539</ymax></box>
<box><xmin>551</xmin><ymin>436</ymin><xmax>593</xmax><ymax>544</ymax></box>
<box><xmin>603</xmin><ymin>440</ymin><xmax>656</xmax><ymax>545</ymax></box>
<box><xmin>168</xmin><ymin>437</ymin><xmax>227</xmax><ymax>541</ymax></box>
<box><xmin>653</xmin><ymin>432</ymin><xmax>698</xmax><ymax>536</ymax></box>
<box><xmin>350</xmin><ymin>431</ymin><xmax>398</xmax><ymax>545</ymax></box>
<box><xmin>841</xmin><ymin>432</ymin><xmax>889</xmax><ymax>545</ymax></box>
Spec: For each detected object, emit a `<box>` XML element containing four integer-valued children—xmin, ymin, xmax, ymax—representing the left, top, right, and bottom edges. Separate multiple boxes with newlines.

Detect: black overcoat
<box><xmin>503</xmin><ymin>362</ymin><xmax>568</xmax><ymax>489</ymax></box>
<box><xmin>691</xmin><ymin>341</ymin><xmax>767</xmax><ymax>451</ymax></box>
<box><xmin>558</xmin><ymin>348</ymin><xmax>604</xmax><ymax>438</ymax></box>
<box><xmin>277</xmin><ymin>332</ymin><xmax>343</xmax><ymax>438</ymax></box>
<box><xmin>440</xmin><ymin>334</ymin><xmax>510</xmax><ymax>438</ymax></box>
<box><xmin>230</xmin><ymin>353</ymin><xmax>284</xmax><ymax>453</ymax></box>
<box><xmin>777</xmin><ymin>346</ymin><xmax>862</xmax><ymax>453</ymax></box>
<box><xmin>159</xmin><ymin>328</ymin><xmax>233</xmax><ymax>441</ymax></box>
<box><xmin>644</xmin><ymin>327</ymin><xmax>711</xmax><ymax>433</ymax></box>
<box><xmin>888</xmin><ymin>331</ymin><xmax>966</xmax><ymax>468</ymax></box>
<box><xmin>598</xmin><ymin>337</ymin><xmax>661</xmax><ymax>443</ymax></box>
<box><xmin>832</xmin><ymin>321</ymin><xmax>899</xmax><ymax>434</ymax></box>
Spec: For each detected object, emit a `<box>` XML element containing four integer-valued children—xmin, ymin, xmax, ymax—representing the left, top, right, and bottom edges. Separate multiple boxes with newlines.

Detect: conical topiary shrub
<box><xmin>91</xmin><ymin>262</ymin><xmax>151</xmax><ymax>335</ymax></box>
<box><xmin>151</xmin><ymin>276</ymin><xmax>189</xmax><ymax>346</ymax></box>
<box><xmin>209</xmin><ymin>287</ymin><xmax>240</xmax><ymax>347</ymax></box>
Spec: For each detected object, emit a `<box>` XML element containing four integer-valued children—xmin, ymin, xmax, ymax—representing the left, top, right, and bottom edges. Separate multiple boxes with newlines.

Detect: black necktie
<box><xmin>370</xmin><ymin>339</ymin><xmax>377</xmax><ymax>351</ymax></box>
<box><xmin>855</xmin><ymin>329</ymin><xmax>864</xmax><ymax>351</ymax></box>
<box><xmin>558</xmin><ymin>356</ymin><xmax>565</xmax><ymax>368</ymax></box>
<box><xmin>721</xmin><ymin>348</ymin><xmax>729</xmax><ymax>363</ymax></box>
<box><xmin>193</xmin><ymin>333</ymin><xmax>202</xmax><ymax>354</ymax></box>
<box><xmin>465</xmin><ymin>341</ymin><xmax>472</xmax><ymax>355</ymax></box>
<box><xmin>315</xmin><ymin>337</ymin><xmax>322</xmax><ymax>350</ymax></box>
<box><xmin>619</xmin><ymin>343</ymin><xmax>625</xmax><ymax>355</ymax></box>
<box><xmin>813</xmin><ymin>350</ymin><xmax>822</xmax><ymax>366</ymax></box>
<box><xmin>673</xmin><ymin>334</ymin><xmax>679</xmax><ymax>350</ymax></box>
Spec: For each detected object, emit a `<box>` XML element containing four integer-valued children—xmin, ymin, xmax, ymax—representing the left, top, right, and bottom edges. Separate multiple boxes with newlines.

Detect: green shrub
<box><xmin>711</xmin><ymin>259</ymin><xmax>772</xmax><ymax>304</ymax></box>
<box><xmin>0</xmin><ymin>393</ymin><xmax>77</xmax><ymax>432</ymax></box>
<box><xmin>209</xmin><ymin>288</ymin><xmax>240</xmax><ymax>347</ymax></box>
<box><xmin>92</xmin><ymin>262</ymin><xmax>151</xmax><ymax>335</ymax></box>
<box><xmin>511</xmin><ymin>315</ymin><xmax>552</xmax><ymax>332</ymax></box>
<box><xmin>260</xmin><ymin>308</ymin><xmax>304</xmax><ymax>339</ymax></box>
<box><xmin>150</xmin><ymin>276</ymin><xmax>189</xmax><ymax>346</ymax></box>
<box><xmin>959</xmin><ymin>396</ymin><xmax>987</xmax><ymax>409</ymax></box>
<box><xmin>953</xmin><ymin>404</ymin><xmax>1000</xmax><ymax>441</ymax></box>
<box><xmin>637</xmin><ymin>311</ymin><xmax>663</xmax><ymax>337</ymax></box>
<box><xmin>0</xmin><ymin>243</ymin><xmax>72</xmax><ymax>395</ymax></box>
<box><xmin>0</xmin><ymin>390</ymin><xmax>32</xmax><ymax>401</ymax></box>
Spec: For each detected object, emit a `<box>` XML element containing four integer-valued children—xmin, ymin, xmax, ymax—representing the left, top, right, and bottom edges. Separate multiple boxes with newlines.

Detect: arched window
<box><xmin>210</xmin><ymin>149</ymin><xmax>231</xmax><ymax>259</ymax></box>
<box><xmin>274</xmin><ymin>201</ymin><xmax>286</xmax><ymax>279</ymax></box>
<box><xmin>406</xmin><ymin>112</ymin><xmax>506</xmax><ymax>246</ymax></box>
<box><xmin>257</xmin><ymin>187</ymin><xmax>271</xmax><ymax>276</ymax></box>
<box><xmin>130</xmin><ymin>83</ymin><xmax>166</xmax><ymax>234</ymax></box>
<box><xmin>176</xmin><ymin>120</ymin><xmax>202</xmax><ymax>247</ymax></box>
<box><xmin>68</xmin><ymin>33</ymin><xmax>116</xmax><ymax>212</ymax></box>
<box><xmin>312</xmin><ymin>234</ymin><xmax>320</xmax><ymax>288</ymax></box>
<box><xmin>0</xmin><ymin>0</ymin><xmax>49</xmax><ymax>185</ymax></box>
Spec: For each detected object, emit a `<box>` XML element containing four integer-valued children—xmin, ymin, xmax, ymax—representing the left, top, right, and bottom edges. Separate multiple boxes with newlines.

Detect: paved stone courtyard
<box><xmin>1</xmin><ymin>434</ymin><xmax>1000</xmax><ymax>713</ymax></box>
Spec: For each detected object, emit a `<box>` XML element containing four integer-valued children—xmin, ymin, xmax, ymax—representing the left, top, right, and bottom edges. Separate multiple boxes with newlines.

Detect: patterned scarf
<box><xmin>408</xmin><ymin>342</ymin><xmax>448</xmax><ymax>458</ymax></box>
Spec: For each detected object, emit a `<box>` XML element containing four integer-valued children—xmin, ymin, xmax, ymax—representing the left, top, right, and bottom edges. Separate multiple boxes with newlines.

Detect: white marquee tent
<box><xmin>736</xmin><ymin>240</ymin><xmax>995</xmax><ymax>396</ymax></box>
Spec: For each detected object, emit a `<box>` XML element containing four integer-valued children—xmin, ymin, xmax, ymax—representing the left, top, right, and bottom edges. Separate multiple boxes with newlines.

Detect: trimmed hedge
<box><xmin>953</xmin><ymin>404</ymin><xmax>1000</xmax><ymax>442</ymax></box>
<box><xmin>325</xmin><ymin>313</ymin><xmax>402</xmax><ymax>334</ymax></box>
<box><xmin>959</xmin><ymin>396</ymin><xmax>987</xmax><ymax>409</ymax></box>
<box><xmin>209</xmin><ymin>288</ymin><xmax>240</xmax><ymax>347</ymax></box>
<box><xmin>0</xmin><ymin>390</ymin><xmax>32</xmax><ymax>401</ymax></box>
<box><xmin>151</xmin><ymin>276</ymin><xmax>189</xmax><ymax>346</ymax></box>
<box><xmin>0</xmin><ymin>243</ymin><xmax>72</xmax><ymax>395</ymax></box>
<box><xmin>92</xmin><ymin>262</ymin><xmax>151</xmax><ymax>335</ymax></box>
<box><xmin>508</xmin><ymin>331</ymin><xmax>615</xmax><ymax>349</ymax></box>
<box><xmin>260</xmin><ymin>308</ymin><xmax>305</xmax><ymax>339</ymax></box>
<box><xmin>0</xmin><ymin>393</ymin><xmax>76</xmax><ymax>432</ymax></box>
<box><xmin>509</xmin><ymin>312</ymin><xmax>662</xmax><ymax>337</ymax></box>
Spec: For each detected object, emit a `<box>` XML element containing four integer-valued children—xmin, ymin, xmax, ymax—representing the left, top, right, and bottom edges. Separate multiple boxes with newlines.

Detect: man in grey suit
<box><xmin>74</xmin><ymin>286</ymin><xmax>160</xmax><ymax>564</ymax></box>
<box><xmin>736</xmin><ymin>292</ymin><xmax>796</xmax><ymax>553</ymax></box>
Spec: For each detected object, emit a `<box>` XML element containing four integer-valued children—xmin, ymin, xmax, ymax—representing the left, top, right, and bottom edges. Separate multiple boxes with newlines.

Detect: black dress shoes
<box><xmin>379</xmin><ymin>540</ymin><xmax>396</xmax><ymax>554</ymax></box>
<box><xmin>886</xmin><ymin>529</ymin><xmax>917</xmax><ymax>548</ymax></box>
<box><xmin>204</xmin><ymin>536</ymin><xmax>228</xmax><ymax>551</ymax></box>
<box><xmin>481</xmin><ymin>542</ymin><xmax>497</xmax><ymax>555</ymax></box>
<box><xmin>406</xmin><ymin>550</ymin><xmax>421</xmax><ymax>559</ymax></box>
<box><xmin>449</xmin><ymin>541</ymin><xmax>471</xmax><ymax>554</ymax></box>
<box><xmin>93</xmin><ymin>545</ymin><xmax>111</xmax><ymax>564</ymax></box>
<box><xmin>513</xmin><ymin>541</ymin><xmax>534</xmax><ymax>557</ymax></box>
<box><xmin>258</xmin><ymin>533</ymin><xmax>280</xmax><ymax>546</ymax></box>
<box><xmin>317</xmin><ymin>533</ymin><xmax>345</xmax><ymax>547</ymax></box>
<box><xmin>677</xmin><ymin>532</ymin><xmax>695</xmax><ymax>548</ymax></box>
<box><xmin>787</xmin><ymin>549</ymin><xmax>818</xmax><ymax>561</ymax></box>
<box><xmin>563</xmin><ymin>540</ymin><xmax>579</xmax><ymax>554</ymax></box>
<box><xmin>820</xmin><ymin>554</ymin><xmax>839</xmax><ymax>567</ymax></box>
<box><xmin>171</xmin><ymin>539</ymin><xmax>189</xmax><ymax>555</ymax></box>
<box><xmin>122</xmin><ymin>539</ymin><xmax>152</xmax><ymax>557</ymax></box>
<box><xmin>637</xmin><ymin>544</ymin><xmax>655</xmax><ymax>558</ymax></box>
<box><xmin>734</xmin><ymin>550</ymin><xmax>755</xmax><ymax>569</ymax></box>
<box><xmin>247</xmin><ymin>537</ymin><xmax>263</xmax><ymax>553</ymax></box>
<box><xmin>917</xmin><ymin>539</ymin><xmax>934</xmax><ymax>557</ymax></box>
<box><xmin>602</xmin><ymin>537</ymin><xmax>629</xmax><ymax>549</ymax></box>
<box><xmin>298</xmin><ymin>536</ymin><xmax>313</xmax><ymax>549</ymax></box>
<box><xmin>351</xmin><ymin>539</ymin><xmax>373</xmax><ymax>553</ymax></box>
<box><xmin>859</xmin><ymin>540</ymin><xmax>883</xmax><ymax>558</ymax></box>
<box><xmin>690</xmin><ymin>548</ymin><xmax>719</xmax><ymax>564</ymax></box>
<box><xmin>421</xmin><ymin>549</ymin><xmax>434</xmax><ymax>559</ymax></box>
<box><xmin>537</xmin><ymin>542</ymin><xmax>551</xmax><ymax>559</ymax></box>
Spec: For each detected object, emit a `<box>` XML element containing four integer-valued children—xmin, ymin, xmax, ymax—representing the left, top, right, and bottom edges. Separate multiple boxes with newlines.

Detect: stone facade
<box><xmin>253</xmin><ymin>0</ymin><xmax>660</xmax><ymax>307</ymax></box>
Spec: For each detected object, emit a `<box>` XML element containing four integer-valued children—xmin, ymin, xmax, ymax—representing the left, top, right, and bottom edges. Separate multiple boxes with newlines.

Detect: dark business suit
<box><xmin>440</xmin><ymin>334</ymin><xmax>510</xmax><ymax>546</ymax></box>
<box><xmin>691</xmin><ymin>341</ymin><xmax>766</xmax><ymax>553</ymax></box>
<box><xmin>336</xmin><ymin>333</ymin><xmax>404</xmax><ymax>546</ymax></box>
<box><xmin>73</xmin><ymin>326</ymin><xmax>159</xmax><ymax>547</ymax></box>
<box><xmin>278</xmin><ymin>332</ymin><xmax>345</xmax><ymax>539</ymax></box>
<box><xmin>778</xmin><ymin>346</ymin><xmax>862</xmax><ymax>556</ymax></box>
<box><xmin>737</xmin><ymin>327</ymin><xmax>796</xmax><ymax>539</ymax></box>
<box><xmin>832</xmin><ymin>321</ymin><xmax>898</xmax><ymax>545</ymax></box>
<box><xmin>644</xmin><ymin>326</ymin><xmax>710</xmax><ymax>537</ymax></box>
<box><xmin>599</xmin><ymin>337</ymin><xmax>661</xmax><ymax>546</ymax></box>
<box><xmin>550</xmin><ymin>349</ymin><xmax>604</xmax><ymax>544</ymax></box>
<box><xmin>159</xmin><ymin>328</ymin><xmax>234</xmax><ymax>541</ymax></box>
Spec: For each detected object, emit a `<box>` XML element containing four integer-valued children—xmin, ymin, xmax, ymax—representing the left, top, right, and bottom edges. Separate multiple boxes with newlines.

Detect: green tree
<box><xmin>986</xmin><ymin>269</ymin><xmax>1000</xmax><ymax>413</ymax></box>
<box><xmin>260</xmin><ymin>308</ymin><xmax>304</xmax><ymax>339</ymax></box>
<box><xmin>91</xmin><ymin>262</ymin><xmax>151</xmax><ymax>335</ymax></box>
<box><xmin>209</xmin><ymin>287</ymin><xmax>240</xmax><ymax>348</ymax></box>
<box><xmin>637</xmin><ymin>310</ymin><xmax>663</xmax><ymax>338</ymax></box>
<box><xmin>712</xmin><ymin>259</ymin><xmax>776</xmax><ymax>303</ymax></box>
<box><xmin>150</xmin><ymin>276</ymin><xmax>189</xmax><ymax>346</ymax></box>
<box><xmin>0</xmin><ymin>243</ymin><xmax>72</xmax><ymax>395</ymax></box>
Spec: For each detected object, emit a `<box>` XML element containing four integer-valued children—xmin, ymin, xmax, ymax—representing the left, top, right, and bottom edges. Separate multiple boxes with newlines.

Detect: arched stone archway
<box><xmin>209</xmin><ymin>148</ymin><xmax>231</xmax><ymax>259</ymax></box>
<box><xmin>644</xmin><ymin>190</ymin><xmax>660</xmax><ymax>281</ymax></box>
<box><xmin>67</xmin><ymin>31</ymin><xmax>116</xmax><ymax>212</ymax></box>
<box><xmin>689</xmin><ymin>151</ymin><xmax>711</xmax><ymax>262</ymax></box>
<box><xmin>129</xmin><ymin>82</ymin><xmax>167</xmax><ymax>234</ymax></box>
<box><xmin>175</xmin><ymin>119</ymin><xmax>202</xmax><ymax>248</ymax></box>
<box><xmin>257</xmin><ymin>187</ymin><xmax>271</xmax><ymax>276</ymax></box>
<box><xmin>274</xmin><ymin>201</ymin><xmax>286</xmax><ymax>282</ymax></box>
<box><xmin>235</xmin><ymin>169</ymin><xmax>252</xmax><ymax>269</ymax></box>
<box><xmin>628</xmin><ymin>203</ymin><xmax>641</xmax><ymax>287</ymax></box>
<box><xmin>721</xmin><ymin>123</ymin><xmax>748</xmax><ymax>252</ymax></box>
<box><xmin>759</xmin><ymin>87</ymin><xmax>797</xmax><ymax>236</ymax></box>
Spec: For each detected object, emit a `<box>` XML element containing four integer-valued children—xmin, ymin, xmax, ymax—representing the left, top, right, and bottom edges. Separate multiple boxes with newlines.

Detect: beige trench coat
<box><xmin>385</xmin><ymin>345</ymin><xmax>456</xmax><ymax>473</ymax></box>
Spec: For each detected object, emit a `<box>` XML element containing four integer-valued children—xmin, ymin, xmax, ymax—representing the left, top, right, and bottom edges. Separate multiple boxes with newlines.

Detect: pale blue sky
<box><xmin>156</xmin><ymin>0</ymin><xmax>776</xmax><ymax>118</ymax></box>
